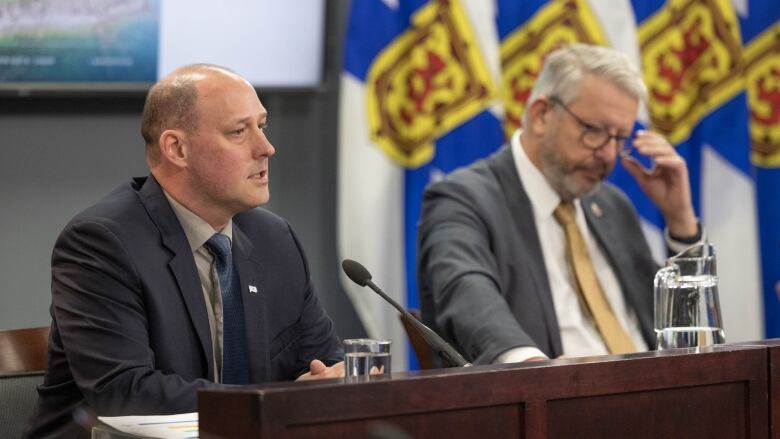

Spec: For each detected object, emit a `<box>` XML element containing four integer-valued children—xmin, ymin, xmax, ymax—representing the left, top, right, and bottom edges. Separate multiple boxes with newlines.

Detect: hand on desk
<box><xmin>297</xmin><ymin>360</ymin><xmax>345</xmax><ymax>380</ymax></box>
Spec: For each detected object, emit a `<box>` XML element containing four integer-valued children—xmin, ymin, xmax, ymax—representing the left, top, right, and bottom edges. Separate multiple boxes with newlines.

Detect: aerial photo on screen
<box><xmin>0</xmin><ymin>0</ymin><xmax>159</xmax><ymax>84</ymax></box>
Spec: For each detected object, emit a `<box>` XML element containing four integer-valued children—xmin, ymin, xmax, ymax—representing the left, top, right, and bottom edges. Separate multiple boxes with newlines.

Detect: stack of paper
<box><xmin>97</xmin><ymin>413</ymin><xmax>198</xmax><ymax>439</ymax></box>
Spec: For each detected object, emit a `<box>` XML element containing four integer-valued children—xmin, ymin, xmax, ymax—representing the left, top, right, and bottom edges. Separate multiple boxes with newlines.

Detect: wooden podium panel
<box><xmin>547</xmin><ymin>382</ymin><xmax>748</xmax><ymax>437</ymax></box>
<box><xmin>199</xmin><ymin>344</ymin><xmax>769</xmax><ymax>438</ymax></box>
<box><xmin>734</xmin><ymin>339</ymin><xmax>780</xmax><ymax>439</ymax></box>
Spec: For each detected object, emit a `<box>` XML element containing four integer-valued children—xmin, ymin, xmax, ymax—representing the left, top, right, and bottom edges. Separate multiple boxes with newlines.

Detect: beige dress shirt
<box><xmin>164</xmin><ymin>191</ymin><xmax>233</xmax><ymax>383</ymax></box>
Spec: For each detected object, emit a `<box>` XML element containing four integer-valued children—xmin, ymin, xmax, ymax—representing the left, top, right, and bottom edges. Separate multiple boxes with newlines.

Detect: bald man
<box><xmin>26</xmin><ymin>65</ymin><xmax>343</xmax><ymax>438</ymax></box>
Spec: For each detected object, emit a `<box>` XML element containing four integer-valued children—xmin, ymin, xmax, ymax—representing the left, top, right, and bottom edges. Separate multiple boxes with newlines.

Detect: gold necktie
<box><xmin>553</xmin><ymin>201</ymin><xmax>635</xmax><ymax>354</ymax></box>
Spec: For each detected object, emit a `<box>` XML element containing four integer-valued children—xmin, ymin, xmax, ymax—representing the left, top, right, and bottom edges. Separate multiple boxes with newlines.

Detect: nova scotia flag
<box><xmin>339</xmin><ymin>0</ymin><xmax>504</xmax><ymax>371</ymax></box>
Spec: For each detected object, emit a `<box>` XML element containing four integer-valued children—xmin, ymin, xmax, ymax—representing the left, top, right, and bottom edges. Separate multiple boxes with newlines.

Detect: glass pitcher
<box><xmin>654</xmin><ymin>242</ymin><xmax>725</xmax><ymax>349</ymax></box>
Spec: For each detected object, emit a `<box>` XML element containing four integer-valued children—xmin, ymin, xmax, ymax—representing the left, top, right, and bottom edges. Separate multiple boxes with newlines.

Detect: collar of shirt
<box><xmin>510</xmin><ymin>130</ymin><xmax>584</xmax><ymax>220</ymax></box>
<box><xmin>163</xmin><ymin>190</ymin><xmax>234</xmax><ymax>251</ymax></box>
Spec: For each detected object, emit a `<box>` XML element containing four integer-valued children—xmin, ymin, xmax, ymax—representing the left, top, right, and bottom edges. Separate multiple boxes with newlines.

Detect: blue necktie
<box><xmin>205</xmin><ymin>234</ymin><xmax>249</xmax><ymax>384</ymax></box>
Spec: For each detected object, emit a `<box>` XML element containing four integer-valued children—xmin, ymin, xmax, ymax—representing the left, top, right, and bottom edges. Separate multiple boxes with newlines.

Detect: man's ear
<box><xmin>526</xmin><ymin>97</ymin><xmax>553</xmax><ymax>136</ymax></box>
<box><xmin>158</xmin><ymin>129</ymin><xmax>188</xmax><ymax>168</ymax></box>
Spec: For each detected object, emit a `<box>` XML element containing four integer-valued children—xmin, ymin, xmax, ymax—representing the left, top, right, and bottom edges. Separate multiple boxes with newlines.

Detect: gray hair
<box><xmin>521</xmin><ymin>43</ymin><xmax>646</xmax><ymax>126</ymax></box>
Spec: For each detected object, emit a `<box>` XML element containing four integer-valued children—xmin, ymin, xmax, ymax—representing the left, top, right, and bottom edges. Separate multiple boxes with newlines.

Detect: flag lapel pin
<box><xmin>590</xmin><ymin>202</ymin><xmax>603</xmax><ymax>218</ymax></box>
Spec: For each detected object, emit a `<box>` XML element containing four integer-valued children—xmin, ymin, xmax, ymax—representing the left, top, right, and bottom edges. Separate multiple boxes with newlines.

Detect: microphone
<box><xmin>341</xmin><ymin>259</ymin><xmax>471</xmax><ymax>368</ymax></box>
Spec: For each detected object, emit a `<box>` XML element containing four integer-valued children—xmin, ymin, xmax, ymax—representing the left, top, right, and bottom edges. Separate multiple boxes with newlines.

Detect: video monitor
<box><xmin>0</xmin><ymin>0</ymin><xmax>326</xmax><ymax>95</ymax></box>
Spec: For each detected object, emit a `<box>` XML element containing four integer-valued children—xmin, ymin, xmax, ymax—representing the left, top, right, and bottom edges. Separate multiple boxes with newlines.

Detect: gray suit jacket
<box><xmin>417</xmin><ymin>146</ymin><xmax>658</xmax><ymax>364</ymax></box>
<box><xmin>26</xmin><ymin>176</ymin><xmax>343</xmax><ymax>439</ymax></box>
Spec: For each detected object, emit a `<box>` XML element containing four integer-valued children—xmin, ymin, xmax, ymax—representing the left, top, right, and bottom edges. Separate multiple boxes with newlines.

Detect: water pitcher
<box><xmin>654</xmin><ymin>242</ymin><xmax>725</xmax><ymax>349</ymax></box>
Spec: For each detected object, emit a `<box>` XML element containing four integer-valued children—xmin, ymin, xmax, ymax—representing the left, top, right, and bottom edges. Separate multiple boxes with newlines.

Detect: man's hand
<box><xmin>621</xmin><ymin>130</ymin><xmax>698</xmax><ymax>237</ymax></box>
<box><xmin>296</xmin><ymin>360</ymin><xmax>345</xmax><ymax>381</ymax></box>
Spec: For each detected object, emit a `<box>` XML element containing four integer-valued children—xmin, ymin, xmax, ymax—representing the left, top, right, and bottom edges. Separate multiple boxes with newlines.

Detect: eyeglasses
<box><xmin>549</xmin><ymin>96</ymin><xmax>634</xmax><ymax>157</ymax></box>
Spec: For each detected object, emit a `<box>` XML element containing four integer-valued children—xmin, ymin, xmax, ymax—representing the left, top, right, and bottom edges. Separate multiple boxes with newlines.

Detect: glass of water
<box><xmin>654</xmin><ymin>242</ymin><xmax>725</xmax><ymax>350</ymax></box>
<box><xmin>343</xmin><ymin>338</ymin><xmax>391</xmax><ymax>380</ymax></box>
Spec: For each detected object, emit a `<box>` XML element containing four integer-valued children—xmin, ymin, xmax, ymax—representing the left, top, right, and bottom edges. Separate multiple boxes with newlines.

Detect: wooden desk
<box><xmin>735</xmin><ymin>339</ymin><xmax>780</xmax><ymax>438</ymax></box>
<box><xmin>199</xmin><ymin>344</ymin><xmax>769</xmax><ymax>438</ymax></box>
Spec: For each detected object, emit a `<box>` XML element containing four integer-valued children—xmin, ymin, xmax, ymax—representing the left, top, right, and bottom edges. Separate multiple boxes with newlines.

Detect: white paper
<box><xmin>97</xmin><ymin>413</ymin><xmax>198</xmax><ymax>439</ymax></box>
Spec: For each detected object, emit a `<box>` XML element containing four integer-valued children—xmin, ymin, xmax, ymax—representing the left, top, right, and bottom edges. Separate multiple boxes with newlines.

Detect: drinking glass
<box><xmin>343</xmin><ymin>339</ymin><xmax>391</xmax><ymax>380</ymax></box>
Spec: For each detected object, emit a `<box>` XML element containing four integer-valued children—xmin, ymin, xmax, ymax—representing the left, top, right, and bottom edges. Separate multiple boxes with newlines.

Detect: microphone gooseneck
<box><xmin>341</xmin><ymin>259</ymin><xmax>471</xmax><ymax>368</ymax></box>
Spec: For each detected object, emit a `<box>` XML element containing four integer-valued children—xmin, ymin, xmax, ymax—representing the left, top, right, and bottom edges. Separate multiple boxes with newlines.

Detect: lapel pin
<box><xmin>248</xmin><ymin>285</ymin><xmax>258</xmax><ymax>294</ymax></box>
<box><xmin>590</xmin><ymin>202</ymin><xmax>603</xmax><ymax>218</ymax></box>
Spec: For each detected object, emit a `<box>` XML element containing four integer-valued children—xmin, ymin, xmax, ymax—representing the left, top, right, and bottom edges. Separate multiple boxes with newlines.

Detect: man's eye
<box><xmin>584</xmin><ymin>125</ymin><xmax>604</xmax><ymax>135</ymax></box>
<box><xmin>232</xmin><ymin>128</ymin><xmax>246</xmax><ymax>135</ymax></box>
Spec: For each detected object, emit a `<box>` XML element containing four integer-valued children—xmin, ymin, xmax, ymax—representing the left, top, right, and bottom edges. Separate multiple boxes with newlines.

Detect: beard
<box><xmin>537</xmin><ymin>131</ymin><xmax>611</xmax><ymax>201</ymax></box>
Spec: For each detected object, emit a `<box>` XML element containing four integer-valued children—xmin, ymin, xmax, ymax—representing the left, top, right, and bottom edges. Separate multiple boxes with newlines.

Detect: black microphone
<box><xmin>341</xmin><ymin>259</ymin><xmax>471</xmax><ymax>368</ymax></box>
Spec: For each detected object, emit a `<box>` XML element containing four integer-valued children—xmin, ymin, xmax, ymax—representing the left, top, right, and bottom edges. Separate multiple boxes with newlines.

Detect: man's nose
<box><xmin>253</xmin><ymin>128</ymin><xmax>275</xmax><ymax>158</ymax></box>
<box><xmin>597</xmin><ymin>136</ymin><xmax>622</xmax><ymax>158</ymax></box>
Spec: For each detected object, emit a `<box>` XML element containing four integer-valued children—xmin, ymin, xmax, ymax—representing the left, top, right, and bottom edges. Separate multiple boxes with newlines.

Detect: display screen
<box><xmin>0</xmin><ymin>0</ymin><xmax>326</xmax><ymax>95</ymax></box>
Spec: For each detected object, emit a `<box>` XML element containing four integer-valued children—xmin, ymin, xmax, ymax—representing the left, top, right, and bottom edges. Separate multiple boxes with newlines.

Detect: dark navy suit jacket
<box><xmin>26</xmin><ymin>176</ymin><xmax>343</xmax><ymax>438</ymax></box>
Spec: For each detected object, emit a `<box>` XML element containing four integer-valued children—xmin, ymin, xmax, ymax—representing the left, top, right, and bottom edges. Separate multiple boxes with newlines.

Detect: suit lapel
<box><xmin>231</xmin><ymin>223</ymin><xmax>269</xmax><ymax>383</ymax></box>
<box><xmin>581</xmin><ymin>194</ymin><xmax>614</xmax><ymax>257</ymax></box>
<box><xmin>489</xmin><ymin>147</ymin><xmax>563</xmax><ymax>356</ymax></box>
<box><xmin>136</xmin><ymin>176</ymin><xmax>215</xmax><ymax>380</ymax></box>
<box><xmin>581</xmin><ymin>190</ymin><xmax>641</xmax><ymax>316</ymax></box>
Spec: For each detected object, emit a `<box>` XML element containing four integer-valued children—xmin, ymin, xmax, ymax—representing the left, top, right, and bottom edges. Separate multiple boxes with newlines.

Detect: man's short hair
<box><xmin>522</xmin><ymin>43</ymin><xmax>647</xmax><ymax>126</ymax></box>
<box><xmin>141</xmin><ymin>64</ymin><xmax>235</xmax><ymax>165</ymax></box>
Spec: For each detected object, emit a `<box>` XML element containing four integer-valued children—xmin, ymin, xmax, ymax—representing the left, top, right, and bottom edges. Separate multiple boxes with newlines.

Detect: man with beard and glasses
<box><xmin>417</xmin><ymin>44</ymin><xmax>703</xmax><ymax>365</ymax></box>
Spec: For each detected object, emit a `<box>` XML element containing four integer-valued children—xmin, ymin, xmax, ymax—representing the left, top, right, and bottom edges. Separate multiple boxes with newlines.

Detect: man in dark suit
<box><xmin>26</xmin><ymin>64</ymin><xmax>344</xmax><ymax>438</ymax></box>
<box><xmin>418</xmin><ymin>44</ymin><xmax>702</xmax><ymax>365</ymax></box>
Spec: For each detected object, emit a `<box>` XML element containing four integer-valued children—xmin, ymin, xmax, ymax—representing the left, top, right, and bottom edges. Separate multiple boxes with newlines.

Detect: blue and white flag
<box><xmin>339</xmin><ymin>0</ymin><xmax>505</xmax><ymax>370</ymax></box>
<box><xmin>339</xmin><ymin>0</ymin><xmax>778</xmax><ymax>370</ymax></box>
<box><xmin>618</xmin><ymin>0</ymin><xmax>775</xmax><ymax>343</ymax></box>
<box><xmin>740</xmin><ymin>0</ymin><xmax>780</xmax><ymax>338</ymax></box>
